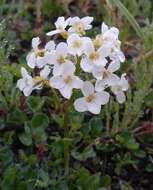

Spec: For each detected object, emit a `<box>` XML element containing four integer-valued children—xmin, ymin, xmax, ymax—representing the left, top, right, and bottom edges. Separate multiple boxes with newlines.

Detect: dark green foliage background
<box><xmin>1</xmin><ymin>0</ymin><xmax>153</xmax><ymax>189</ymax></box>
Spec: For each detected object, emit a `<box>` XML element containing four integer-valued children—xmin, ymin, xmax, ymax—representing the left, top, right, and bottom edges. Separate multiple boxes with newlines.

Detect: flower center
<box><xmin>75</xmin><ymin>22</ymin><xmax>85</xmax><ymax>35</ymax></box>
<box><xmin>116</xmin><ymin>85</ymin><xmax>122</xmax><ymax>91</ymax></box>
<box><xmin>36</xmin><ymin>49</ymin><xmax>45</xmax><ymax>57</ymax></box>
<box><xmin>64</xmin><ymin>75</ymin><xmax>73</xmax><ymax>84</ymax></box>
<box><xmin>103</xmin><ymin>69</ymin><xmax>110</xmax><ymax>79</ymax></box>
<box><xmin>73</xmin><ymin>40</ymin><xmax>82</xmax><ymax>48</ymax></box>
<box><xmin>61</xmin><ymin>31</ymin><xmax>69</xmax><ymax>39</ymax></box>
<box><xmin>33</xmin><ymin>76</ymin><xmax>44</xmax><ymax>85</ymax></box>
<box><xmin>93</xmin><ymin>35</ymin><xmax>102</xmax><ymax>49</ymax></box>
<box><xmin>86</xmin><ymin>94</ymin><xmax>96</xmax><ymax>102</ymax></box>
<box><xmin>89</xmin><ymin>52</ymin><xmax>99</xmax><ymax>61</ymax></box>
<box><xmin>57</xmin><ymin>54</ymin><xmax>65</xmax><ymax>64</ymax></box>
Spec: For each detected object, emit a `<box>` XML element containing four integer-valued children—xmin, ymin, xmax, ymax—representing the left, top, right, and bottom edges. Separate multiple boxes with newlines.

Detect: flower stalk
<box><xmin>63</xmin><ymin>100</ymin><xmax>70</xmax><ymax>176</ymax></box>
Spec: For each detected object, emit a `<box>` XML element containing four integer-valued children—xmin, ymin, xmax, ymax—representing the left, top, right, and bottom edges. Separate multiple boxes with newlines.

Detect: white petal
<box><xmin>26</xmin><ymin>52</ymin><xmax>36</xmax><ymax>68</ymax></box>
<box><xmin>87</xmin><ymin>102</ymin><xmax>101</xmax><ymax>114</ymax></box>
<box><xmin>21</xmin><ymin>67</ymin><xmax>29</xmax><ymax>78</ymax></box>
<box><xmin>120</xmin><ymin>74</ymin><xmax>129</xmax><ymax>91</ymax></box>
<box><xmin>82</xmin><ymin>81</ymin><xmax>94</xmax><ymax>96</ymax></box>
<box><xmin>40</xmin><ymin>65</ymin><xmax>50</xmax><ymax>78</ymax></box>
<box><xmin>95</xmin><ymin>80</ymin><xmax>106</xmax><ymax>92</ymax></box>
<box><xmin>23</xmin><ymin>87</ymin><xmax>33</xmax><ymax>96</ymax></box>
<box><xmin>95</xmin><ymin>91</ymin><xmax>110</xmax><ymax>105</ymax></box>
<box><xmin>36</xmin><ymin>57</ymin><xmax>45</xmax><ymax>68</ymax></box>
<box><xmin>101</xmin><ymin>22</ymin><xmax>109</xmax><ymax>34</ymax></box>
<box><xmin>46</xmin><ymin>29</ymin><xmax>61</xmax><ymax>36</ymax></box>
<box><xmin>94</xmin><ymin>57</ymin><xmax>107</xmax><ymax>67</ymax></box>
<box><xmin>53</xmin><ymin>63</ymin><xmax>64</xmax><ymax>76</ymax></box>
<box><xmin>80</xmin><ymin>57</ymin><xmax>93</xmax><ymax>72</ymax></box>
<box><xmin>116</xmin><ymin>91</ymin><xmax>126</xmax><ymax>103</ymax></box>
<box><xmin>84</xmin><ymin>40</ymin><xmax>94</xmax><ymax>55</ymax></box>
<box><xmin>44</xmin><ymin>51</ymin><xmax>56</xmax><ymax>65</ymax></box>
<box><xmin>81</xmin><ymin>16</ymin><xmax>93</xmax><ymax>26</ymax></box>
<box><xmin>45</xmin><ymin>41</ymin><xmax>55</xmax><ymax>51</ymax></box>
<box><xmin>49</xmin><ymin>76</ymin><xmax>65</xmax><ymax>89</ymax></box>
<box><xmin>98</xmin><ymin>44</ymin><xmax>110</xmax><ymax>58</ymax></box>
<box><xmin>69</xmin><ymin>17</ymin><xmax>80</xmax><ymax>26</ymax></box>
<box><xmin>32</xmin><ymin>37</ymin><xmax>40</xmax><ymax>50</ymax></box>
<box><xmin>62</xmin><ymin>61</ymin><xmax>76</xmax><ymax>76</ymax></box>
<box><xmin>92</xmin><ymin>66</ymin><xmax>104</xmax><ymax>80</ymax></box>
<box><xmin>60</xmin><ymin>85</ymin><xmax>72</xmax><ymax>99</ymax></box>
<box><xmin>71</xmin><ymin>76</ymin><xmax>83</xmax><ymax>89</ymax></box>
<box><xmin>55</xmin><ymin>16</ymin><xmax>67</xmax><ymax>29</ymax></box>
<box><xmin>108</xmin><ymin>62</ymin><xmax>120</xmax><ymax>73</ymax></box>
<box><xmin>17</xmin><ymin>79</ymin><xmax>25</xmax><ymax>91</ymax></box>
<box><xmin>109</xmin><ymin>27</ymin><xmax>119</xmax><ymax>38</ymax></box>
<box><xmin>56</xmin><ymin>42</ymin><xmax>68</xmax><ymax>56</ymax></box>
<box><xmin>118</xmin><ymin>51</ymin><xmax>125</xmax><ymax>62</ymax></box>
<box><xmin>107</xmin><ymin>74</ymin><xmax>119</xmax><ymax>86</ymax></box>
<box><xmin>74</xmin><ymin>97</ymin><xmax>87</xmax><ymax>112</ymax></box>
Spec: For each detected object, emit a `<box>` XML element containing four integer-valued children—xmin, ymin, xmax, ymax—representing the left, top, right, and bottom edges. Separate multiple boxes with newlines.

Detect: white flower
<box><xmin>111</xmin><ymin>74</ymin><xmax>129</xmax><ymax>103</ymax></box>
<box><xmin>46</xmin><ymin>16</ymin><xmax>70</xmax><ymax>36</ymax></box>
<box><xmin>17</xmin><ymin>67</ymin><xmax>34</xmax><ymax>96</ymax></box>
<box><xmin>74</xmin><ymin>81</ymin><xmax>110</xmax><ymax>114</ymax></box>
<box><xmin>101</xmin><ymin>22</ymin><xmax>119</xmax><ymax>40</ymax></box>
<box><xmin>33</xmin><ymin>65</ymin><xmax>51</xmax><ymax>89</ymax></box>
<box><xmin>26</xmin><ymin>37</ymin><xmax>55</xmax><ymax>68</ymax></box>
<box><xmin>67</xmin><ymin>33</ymin><xmax>90</xmax><ymax>56</ymax></box>
<box><xmin>49</xmin><ymin>42</ymin><xmax>73</xmax><ymax>76</ymax></box>
<box><xmin>68</xmin><ymin>16</ymin><xmax>93</xmax><ymax>35</ymax></box>
<box><xmin>40</xmin><ymin>65</ymin><xmax>51</xmax><ymax>79</ymax></box>
<box><xmin>109</xmin><ymin>42</ymin><xmax>125</xmax><ymax>63</ymax></box>
<box><xmin>80</xmin><ymin>40</ymin><xmax>109</xmax><ymax>72</ymax></box>
<box><xmin>49</xmin><ymin>62</ymin><xmax>83</xmax><ymax>99</ymax></box>
<box><xmin>101</xmin><ymin>22</ymin><xmax>125</xmax><ymax>63</ymax></box>
<box><xmin>93</xmin><ymin>62</ymin><xmax>120</xmax><ymax>91</ymax></box>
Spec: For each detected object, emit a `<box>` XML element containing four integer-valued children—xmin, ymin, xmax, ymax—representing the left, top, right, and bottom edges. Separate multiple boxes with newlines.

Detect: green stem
<box><xmin>63</xmin><ymin>101</ymin><xmax>70</xmax><ymax>176</ymax></box>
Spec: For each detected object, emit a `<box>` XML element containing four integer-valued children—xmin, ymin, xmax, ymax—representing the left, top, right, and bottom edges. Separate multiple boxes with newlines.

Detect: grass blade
<box><xmin>111</xmin><ymin>0</ymin><xmax>144</xmax><ymax>40</ymax></box>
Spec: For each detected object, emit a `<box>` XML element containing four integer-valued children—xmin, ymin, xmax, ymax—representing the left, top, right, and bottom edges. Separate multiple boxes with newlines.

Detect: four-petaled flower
<box><xmin>27</xmin><ymin>37</ymin><xmax>55</xmax><ymax>68</ymax></box>
<box><xmin>74</xmin><ymin>81</ymin><xmax>110</xmax><ymax>114</ymax></box>
<box><xmin>80</xmin><ymin>40</ymin><xmax>109</xmax><ymax>72</ymax></box>
<box><xmin>50</xmin><ymin>63</ymin><xmax>83</xmax><ymax>99</ymax></box>
<box><xmin>47</xmin><ymin>16</ymin><xmax>70</xmax><ymax>37</ymax></box>
<box><xmin>111</xmin><ymin>74</ymin><xmax>129</xmax><ymax>103</ymax></box>
<box><xmin>68</xmin><ymin>16</ymin><xmax>93</xmax><ymax>36</ymax></box>
<box><xmin>17</xmin><ymin>67</ymin><xmax>34</xmax><ymax>96</ymax></box>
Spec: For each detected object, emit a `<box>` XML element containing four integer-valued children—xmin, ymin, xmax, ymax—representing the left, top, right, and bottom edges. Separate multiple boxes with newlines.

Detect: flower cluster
<box><xmin>17</xmin><ymin>16</ymin><xmax>128</xmax><ymax>114</ymax></box>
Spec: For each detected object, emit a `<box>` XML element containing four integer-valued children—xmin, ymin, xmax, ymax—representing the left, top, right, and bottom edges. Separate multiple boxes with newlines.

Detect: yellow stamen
<box><xmin>57</xmin><ymin>54</ymin><xmax>65</xmax><ymax>64</ymax></box>
<box><xmin>64</xmin><ymin>75</ymin><xmax>72</xmax><ymax>84</ymax></box>
<box><xmin>103</xmin><ymin>69</ymin><xmax>110</xmax><ymax>79</ymax></box>
<box><xmin>86</xmin><ymin>94</ymin><xmax>96</xmax><ymax>102</ymax></box>
<box><xmin>36</xmin><ymin>49</ymin><xmax>45</xmax><ymax>57</ymax></box>
<box><xmin>73</xmin><ymin>40</ymin><xmax>82</xmax><ymax>48</ymax></box>
<box><xmin>61</xmin><ymin>31</ymin><xmax>69</xmax><ymax>39</ymax></box>
<box><xmin>89</xmin><ymin>52</ymin><xmax>99</xmax><ymax>61</ymax></box>
<box><xmin>93</xmin><ymin>35</ymin><xmax>102</xmax><ymax>49</ymax></box>
<box><xmin>74</xmin><ymin>22</ymin><xmax>85</xmax><ymax>35</ymax></box>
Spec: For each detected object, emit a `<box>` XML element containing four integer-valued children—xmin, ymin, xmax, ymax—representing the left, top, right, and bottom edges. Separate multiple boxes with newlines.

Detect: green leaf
<box><xmin>32</xmin><ymin>127</ymin><xmax>47</xmax><ymax>144</ymax></box>
<box><xmin>89</xmin><ymin>117</ymin><xmax>103</xmax><ymax>137</ymax></box>
<box><xmin>18</xmin><ymin>124</ymin><xmax>32</xmax><ymax>146</ymax></box>
<box><xmin>72</xmin><ymin>146</ymin><xmax>96</xmax><ymax>161</ymax></box>
<box><xmin>31</xmin><ymin>113</ymin><xmax>49</xmax><ymax>129</ymax></box>
<box><xmin>116</xmin><ymin>132</ymin><xmax>139</xmax><ymax>150</ymax></box>
<box><xmin>111</xmin><ymin>0</ymin><xmax>144</xmax><ymax>40</ymax></box>
<box><xmin>26</xmin><ymin>96</ymin><xmax>45</xmax><ymax>112</ymax></box>
<box><xmin>101</xmin><ymin>175</ymin><xmax>111</xmax><ymax>188</ymax></box>
<box><xmin>120</xmin><ymin>181</ymin><xmax>134</xmax><ymax>190</ymax></box>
